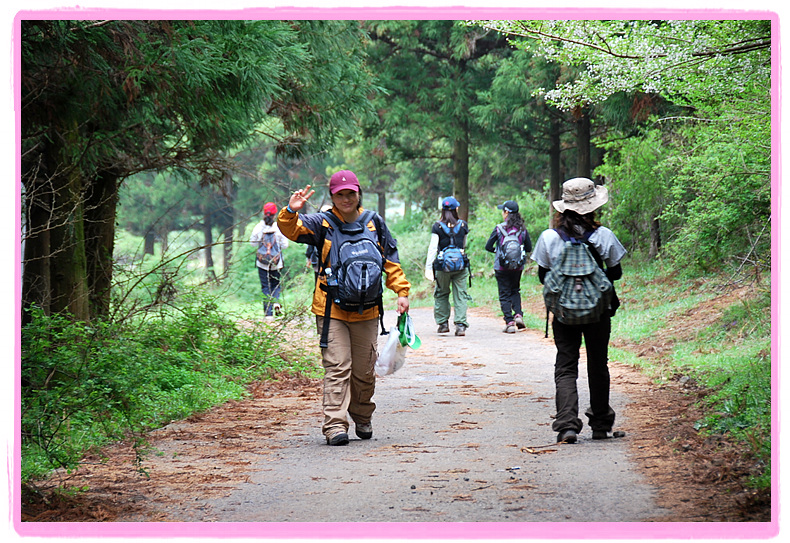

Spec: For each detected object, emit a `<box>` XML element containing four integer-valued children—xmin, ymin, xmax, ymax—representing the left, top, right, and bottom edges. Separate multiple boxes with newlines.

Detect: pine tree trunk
<box><xmin>144</xmin><ymin>232</ymin><xmax>155</xmax><ymax>255</ymax></box>
<box><xmin>216</xmin><ymin>204</ymin><xmax>234</xmax><ymax>278</ymax></box>
<box><xmin>649</xmin><ymin>216</ymin><xmax>662</xmax><ymax>259</ymax></box>
<box><xmin>48</xmin><ymin>144</ymin><xmax>90</xmax><ymax>321</ymax></box>
<box><xmin>576</xmin><ymin>112</ymin><xmax>591</xmax><ymax>179</ymax></box>
<box><xmin>84</xmin><ymin>170</ymin><xmax>119</xmax><ymax>318</ymax></box>
<box><xmin>377</xmin><ymin>191</ymin><xmax>386</xmax><ymax>219</ymax></box>
<box><xmin>549</xmin><ymin>115</ymin><xmax>562</xmax><ymax>205</ymax></box>
<box><xmin>22</xmin><ymin>173</ymin><xmax>53</xmax><ymax>324</ymax></box>
<box><xmin>453</xmin><ymin>132</ymin><xmax>470</xmax><ymax>221</ymax></box>
<box><xmin>203</xmin><ymin>212</ymin><xmax>216</xmax><ymax>282</ymax></box>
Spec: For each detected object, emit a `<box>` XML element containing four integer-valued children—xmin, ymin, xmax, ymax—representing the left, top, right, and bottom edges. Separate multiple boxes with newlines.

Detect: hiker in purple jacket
<box><xmin>485</xmin><ymin>200</ymin><xmax>532</xmax><ymax>334</ymax></box>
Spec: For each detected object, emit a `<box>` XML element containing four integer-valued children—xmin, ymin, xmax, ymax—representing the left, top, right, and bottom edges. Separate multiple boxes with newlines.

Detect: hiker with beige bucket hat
<box><xmin>531</xmin><ymin>177</ymin><xmax>627</xmax><ymax>444</ymax></box>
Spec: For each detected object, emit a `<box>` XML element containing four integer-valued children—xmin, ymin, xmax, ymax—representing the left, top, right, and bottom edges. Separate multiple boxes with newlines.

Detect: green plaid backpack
<box><xmin>543</xmin><ymin>229</ymin><xmax>613</xmax><ymax>327</ymax></box>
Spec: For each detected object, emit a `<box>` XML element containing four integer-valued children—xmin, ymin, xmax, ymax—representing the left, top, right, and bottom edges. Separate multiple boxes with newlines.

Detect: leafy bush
<box><xmin>20</xmin><ymin>295</ymin><xmax>319</xmax><ymax>485</ymax></box>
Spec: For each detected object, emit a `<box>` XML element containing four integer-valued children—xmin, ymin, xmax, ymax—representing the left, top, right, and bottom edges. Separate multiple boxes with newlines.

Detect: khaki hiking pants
<box><xmin>316</xmin><ymin>316</ymin><xmax>378</xmax><ymax>436</ymax></box>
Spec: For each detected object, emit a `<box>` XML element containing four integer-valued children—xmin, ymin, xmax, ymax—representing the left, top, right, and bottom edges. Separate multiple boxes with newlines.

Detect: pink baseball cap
<box><xmin>329</xmin><ymin>170</ymin><xmax>360</xmax><ymax>194</ymax></box>
<box><xmin>263</xmin><ymin>202</ymin><xmax>277</xmax><ymax>215</ymax></box>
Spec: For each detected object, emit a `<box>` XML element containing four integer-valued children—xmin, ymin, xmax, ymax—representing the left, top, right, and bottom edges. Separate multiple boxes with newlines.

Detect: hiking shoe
<box><xmin>503</xmin><ymin>322</ymin><xmax>516</xmax><ymax>334</ymax></box>
<box><xmin>557</xmin><ymin>429</ymin><xmax>577</xmax><ymax>444</ymax></box>
<box><xmin>592</xmin><ymin>430</ymin><xmax>610</xmax><ymax>440</ymax></box>
<box><xmin>514</xmin><ymin>315</ymin><xmax>526</xmax><ymax>329</ymax></box>
<box><xmin>454</xmin><ymin>324</ymin><xmax>467</xmax><ymax>336</ymax></box>
<box><xmin>437</xmin><ymin>322</ymin><xmax>450</xmax><ymax>334</ymax></box>
<box><xmin>355</xmin><ymin>422</ymin><xmax>373</xmax><ymax>440</ymax></box>
<box><xmin>326</xmin><ymin>429</ymin><xmax>349</xmax><ymax>446</ymax></box>
<box><xmin>273</xmin><ymin>303</ymin><xmax>282</xmax><ymax>316</ymax></box>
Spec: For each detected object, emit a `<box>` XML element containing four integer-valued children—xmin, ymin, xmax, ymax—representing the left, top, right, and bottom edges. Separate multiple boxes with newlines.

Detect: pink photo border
<box><xmin>10</xmin><ymin>4</ymin><xmax>781</xmax><ymax>540</ymax></box>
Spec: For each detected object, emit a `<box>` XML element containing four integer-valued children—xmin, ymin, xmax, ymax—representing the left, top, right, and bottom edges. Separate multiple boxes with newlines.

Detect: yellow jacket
<box><xmin>277</xmin><ymin>206</ymin><xmax>411</xmax><ymax>322</ymax></box>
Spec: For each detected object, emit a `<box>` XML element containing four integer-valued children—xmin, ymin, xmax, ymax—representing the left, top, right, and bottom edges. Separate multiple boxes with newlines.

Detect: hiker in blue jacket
<box><xmin>531</xmin><ymin>177</ymin><xmax>626</xmax><ymax>444</ymax></box>
<box><xmin>485</xmin><ymin>200</ymin><xmax>532</xmax><ymax>334</ymax></box>
<box><xmin>424</xmin><ymin>196</ymin><xmax>470</xmax><ymax>337</ymax></box>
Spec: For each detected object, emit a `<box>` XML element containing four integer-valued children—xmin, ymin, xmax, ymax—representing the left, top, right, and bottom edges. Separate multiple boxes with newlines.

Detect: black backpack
<box><xmin>495</xmin><ymin>224</ymin><xmax>526</xmax><ymax>269</ymax></box>
<box><xmin>436</xmin><ymin>222</ymin><xmax>467</xmax><ymax>272</ymax></box>
<box><xmin>318</xmin><ymin>210</ymin><xmax>386</xmax><ymax>347</ymax></box>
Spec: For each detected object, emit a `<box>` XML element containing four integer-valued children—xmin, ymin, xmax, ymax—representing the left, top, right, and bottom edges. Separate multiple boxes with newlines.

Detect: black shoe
<box><xmin>437</xmin><ymin>322</ymin><xmax>450</xmax><ymax>334</ymax></box>
<box><xmin>326</xmin><ymin>431</ymin><xmax>349</xmax><ymax>446</ymax></box>
<box><xmin>557</xmin><ymin>429</ymin><xmax>577</xmax><ymax>444</ymax></box>
<box><xmin>454</xmin><ymin>324</ymin><xmax>467</xmax><ymax>336</ymax></box>
<box><xmin>355</xmin><ymin>422</ymin><xmax>373</xmax><ymax>440</ymax></box>
<box><xmin>592</xmin><ymin>430</ymin><xmax>610</xmax><ymax>440</ymax></box>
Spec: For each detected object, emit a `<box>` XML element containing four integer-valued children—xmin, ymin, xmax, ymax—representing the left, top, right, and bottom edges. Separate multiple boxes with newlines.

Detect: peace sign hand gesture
<box><xmin>288</xmin><ymin>185</ymin><xmax>315</xmax><ymax>212</ymax></box>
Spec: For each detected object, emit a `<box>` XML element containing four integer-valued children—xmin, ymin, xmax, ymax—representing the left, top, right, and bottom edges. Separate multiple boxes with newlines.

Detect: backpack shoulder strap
<box><xmin>439</xmin><ymin>221</ymin><xmax>458</xmax><ymax>246</ymax></box>
<box><xmin>357</xmin><ymin>210</ymin><xmax>387</xmax><ymax>338</ymax></box>
<box><xmin>365</xmin><ymin>211</ymin><xmax>386</xmax><ymax>253</ymax></box>
<box><xmin>317</xmin><ymin>210</ymin><xmax>339</xmax><ymax>272</ymax></box>
<box><xmin>322</xmin><ymin>209</ymin><xmax>342</xmax><ymax>230</ymax></box>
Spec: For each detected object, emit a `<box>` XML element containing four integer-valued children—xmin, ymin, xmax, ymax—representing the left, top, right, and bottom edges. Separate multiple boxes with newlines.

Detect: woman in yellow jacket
<box><xmin>278</xmin><ymin>170</ymin><xmax>410</xmax><ymax>446</ymax></box>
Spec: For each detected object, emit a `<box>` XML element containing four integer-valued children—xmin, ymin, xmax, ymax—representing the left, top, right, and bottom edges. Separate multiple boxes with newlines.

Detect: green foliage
<box><xmin>658</xmin><ymin>117</ymin><xmax>771</xmax><ymax>273</ymax></box>
<box><xmin>480</xmin><ymin>20</ymin><xmax>771</xmax><ymax>111</ymax></box>
<box><xmin>595</xmin><ymin>129</ymin><xmax>669</xmax><ymax>254</ymax></box>
<box><xmin>473</xmin><ymin>18</ymin><xmax>772</xmax><ymax>276</ymax></box>
<box><xmin>20</xmin><ymin>295</ymin><xmax>319</xmax><ymax>484</ymax></box>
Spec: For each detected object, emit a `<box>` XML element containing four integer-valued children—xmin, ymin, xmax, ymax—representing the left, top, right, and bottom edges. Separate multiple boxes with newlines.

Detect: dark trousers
<box><xmin>551</xmin><ymin>316</ymin><xmax>616</xmax><ymax>433</ymax></box>
<box><xmin>494</xmin><ymin>269</ymin><xmax>523</xmax><ymax>323</ymax></box>
<box><xmin>258</xmin><ymin>267</ymin><xmax>281</xmax><ymax>316</ymax></box>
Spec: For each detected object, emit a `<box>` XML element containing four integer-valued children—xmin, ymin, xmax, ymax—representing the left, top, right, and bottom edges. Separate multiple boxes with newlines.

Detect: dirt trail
<box><xmin>157</xmin><ymin>306</ymin><xmax>666</xmax><ymax>523</ymax></box>
<box><xmin>21</xmin><ymin>305</ymin><xmax>771</xmax><ymax>533</ymax></box>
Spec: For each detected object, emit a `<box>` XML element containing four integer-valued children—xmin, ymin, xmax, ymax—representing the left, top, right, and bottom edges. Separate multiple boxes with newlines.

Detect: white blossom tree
<box><xmin>476</xmin><ymin>19</ymin><xmax>771</xmax><ymax>111</ymax></box>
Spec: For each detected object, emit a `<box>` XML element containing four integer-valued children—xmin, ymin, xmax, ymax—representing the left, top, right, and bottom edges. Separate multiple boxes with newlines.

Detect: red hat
<box><xmin>263</xmin><ymin>202</ymin><xmax>277</xmax><ymax>215</ymax></box>
<box><xmin>329</xmin><ymin>170</ymin><xmax>360</xmax><ymax>194</ymax></box>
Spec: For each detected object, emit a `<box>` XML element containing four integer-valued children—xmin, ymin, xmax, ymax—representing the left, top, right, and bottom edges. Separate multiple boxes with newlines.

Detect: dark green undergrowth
<box><xmin>20</xmin><ymin>294</ymin><xmax>320</xmax><ymax>486</ymax></box>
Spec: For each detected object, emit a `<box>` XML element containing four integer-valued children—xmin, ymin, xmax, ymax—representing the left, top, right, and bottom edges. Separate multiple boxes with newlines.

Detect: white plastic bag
<box><xmin>374</xmin><ymin>327</ymin><xmax>406</xmax><ymax>376</ymax></box>
<box><xmin>374</xmin><ymin>313</ymin><xmax>421</xmax><ymax>377</ymax></box>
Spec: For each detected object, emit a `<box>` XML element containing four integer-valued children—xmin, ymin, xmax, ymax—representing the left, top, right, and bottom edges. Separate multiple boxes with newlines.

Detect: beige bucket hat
<box><xmin>552</xmin><ymin>177</ymin><xmax>609</xmax><ymax>215</ymax></box>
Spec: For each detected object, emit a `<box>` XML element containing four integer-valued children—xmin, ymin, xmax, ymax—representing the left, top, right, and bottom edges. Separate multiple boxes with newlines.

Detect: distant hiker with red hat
<box><xmin>424</xmin><ymin>196</ymin><xmax>471</xmax><ymax>337</ymax></box>
<box><xmin>250</xmin><ymin>201</ymin><xmax>290</xmax><ymax>320</ymax></box>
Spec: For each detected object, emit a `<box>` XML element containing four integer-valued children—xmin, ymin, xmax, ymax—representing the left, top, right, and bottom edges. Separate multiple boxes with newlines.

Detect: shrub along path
<box><xmin>20</xmin><ymin>304</ymin><xmax>770</xmax><ymax>533</ymax></box>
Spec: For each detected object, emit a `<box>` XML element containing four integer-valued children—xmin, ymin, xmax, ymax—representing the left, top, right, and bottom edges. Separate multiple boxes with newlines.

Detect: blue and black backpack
<box><xmin>317</xmin><ymin>210</ymin><xmax>386</xmax><ymax>347</ymax></box>
<box><xmin>436</xmin><ymin>221</ymin><xmax>467</xmax><ymax>273</ymax></box>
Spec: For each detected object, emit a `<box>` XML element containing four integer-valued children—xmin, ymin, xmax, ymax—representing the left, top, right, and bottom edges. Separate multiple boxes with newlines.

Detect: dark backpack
<box><xmin>436</xmin><ymin>222</ymin><xmax>466</xmax><ymax>272</ymax></box>
<box><xmin>495</xmin><ymin>225</ymin><xmax>526</xmax><ymax>269</ymax></box>
<box><xmin>256</xmin><ymin>231</ymin><xmax>281</xmax><ymax>267</ymax></box>
<box><xmin>542</xmin><ymin>229</ymin><xmax>613</xmax><ymax>326</ymax></box>
<box><xmin>318</xmin><ymin>210</ymin><xmax>386</xmax><ymax>347</ymax></box>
